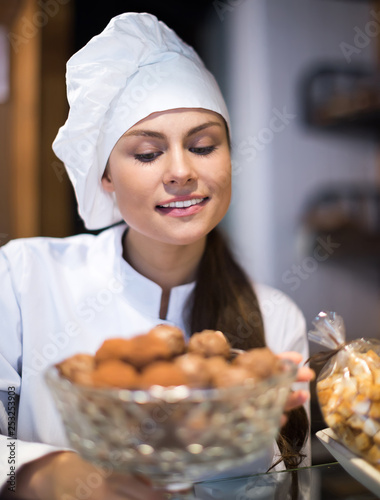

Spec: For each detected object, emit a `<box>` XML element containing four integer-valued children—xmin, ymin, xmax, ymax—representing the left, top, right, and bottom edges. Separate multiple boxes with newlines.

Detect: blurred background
<box><xmin>0</xmin><ymin>0</ymin><xmax>379</xmax><ymax>465</ymax></box>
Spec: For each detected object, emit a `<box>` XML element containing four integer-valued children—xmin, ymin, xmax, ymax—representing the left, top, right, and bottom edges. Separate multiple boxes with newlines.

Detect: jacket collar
<box><xmin>91</xmin><ymin>223</ymin><xmax>196</xmax><ymax>332</ymax></box>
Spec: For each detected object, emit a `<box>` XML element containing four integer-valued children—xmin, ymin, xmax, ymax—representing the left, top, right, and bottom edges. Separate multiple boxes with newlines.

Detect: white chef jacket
<box><xmin>0</xmin><ymin>223</ymin><xmax>309</xmax><ymax>491</ymax></box>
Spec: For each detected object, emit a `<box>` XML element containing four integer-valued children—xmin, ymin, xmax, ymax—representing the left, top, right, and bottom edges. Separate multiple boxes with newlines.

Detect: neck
<box><xmin>123</xmin><ymin>229</ymin><xmax>206</xmax><ymax>294</ymax></box>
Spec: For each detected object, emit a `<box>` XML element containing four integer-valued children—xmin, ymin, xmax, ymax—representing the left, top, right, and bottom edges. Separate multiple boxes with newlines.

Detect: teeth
<box><xmin>159</xmin><ymin>198</ymin><xmax>204</xmax><ymax>208</ymax></box>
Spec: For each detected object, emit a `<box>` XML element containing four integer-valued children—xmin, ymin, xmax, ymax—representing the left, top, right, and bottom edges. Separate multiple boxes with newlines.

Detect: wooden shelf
<box><xmin>301</xmin><ymin>65</ymin><xmax>380</xmax><ymax>139</ymax></box>
<box><xmin>0</xmin><ymin>0</ymin><xmax>75</xmax><ymax>243</ymax></box>
<box><xmin>309</xmin><ymin>228</ymin><xmax>380</xmax><ymax>263</ymax></box>
<box><xmin>302</xmin><ymin>184</ymin><xmax>380</xmax><ymax>267</ymax></box>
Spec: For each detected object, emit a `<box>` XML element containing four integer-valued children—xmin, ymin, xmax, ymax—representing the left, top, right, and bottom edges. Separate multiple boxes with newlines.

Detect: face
<box><xmin>102</xmin><ymin>108</ymin><xmax>231</xmax><ymax>246</ymax></box>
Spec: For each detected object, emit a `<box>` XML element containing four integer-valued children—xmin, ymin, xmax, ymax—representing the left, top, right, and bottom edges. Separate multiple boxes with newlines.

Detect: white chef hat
<box><xmin>52</xmin><ymin>12</ymin><xmax>230</xmax><ymax>230</ymax></box>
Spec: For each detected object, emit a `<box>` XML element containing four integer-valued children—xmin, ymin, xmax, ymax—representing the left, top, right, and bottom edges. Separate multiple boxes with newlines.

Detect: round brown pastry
<box><xmin>213</xmin><ymin>366</ymin><xmax>253</xmax><ymax>388</ymax></box>
<box><xmin>232</xmin><ymin>347</ymin><xmax>282</xmax><ymax>380</ymax></box>
<box><xmin>92</xmin><ymin>360</ymin><xmax>139</xmax><ymax>389</ymax></box>
<box><xmin>148</xmin><ymin>324</ymin><xmax>186</xmax><ymax>356</ymax></box>
<box><xmin>56</xmin><ymin>353</ymin><xmax>95</xmax><ymax>386</ymax></box>
<box><xmin>205</xmin><ymin>356</ymin><xmax>230</xmax><ymax>384</ymax></box>
<box><xmin>188</xmin><ymin>330</ymin><xmax>230</xmax><ymax>358</ymax></box>
<box><xmin>95</xmin><ymin>334</ymin><xmax>172</xmax><ymax>369</ymax></box>
<box><xmin>127</xmin><ymin>335</ymin><xmax>173</xmax><ymax>369</ymax></box>
<box><xmin>174</xmin><ymin>353</ymin><xmax>211</xmax><ymax>388</ymax></box>
<box><xmin>140</xmin><ymin>361</ymin><xmax>188</xmax><ymax>388</ymax></box>
<box><xmin>95</xmin><ymin>338</ymin><xmax>133</xmax><ymax>364</ymax></box>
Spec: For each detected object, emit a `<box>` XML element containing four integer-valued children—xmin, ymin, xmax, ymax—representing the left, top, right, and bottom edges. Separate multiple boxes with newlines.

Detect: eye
<box><xmin>189</xmin><ymin>146</ymin><xmax>217</xmax><ymax>156</ymax></box>
<box><xmin>134</xmin><ymin>151</ymin><xmax>163</xmax><ymax>163</ymax></box>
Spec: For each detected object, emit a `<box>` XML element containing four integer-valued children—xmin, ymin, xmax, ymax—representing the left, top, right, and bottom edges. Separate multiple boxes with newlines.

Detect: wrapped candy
<box><xmin>309</xmin><ymin>311</ymin><xmax>380</xmax><ymax>468</ymax></box>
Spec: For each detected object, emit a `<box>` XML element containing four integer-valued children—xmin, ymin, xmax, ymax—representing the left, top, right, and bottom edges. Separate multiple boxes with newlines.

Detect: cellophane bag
<box><xmin>309</xmin><ymin>311</ymin><xmax>380</xmax><ymax>469</ymax></box>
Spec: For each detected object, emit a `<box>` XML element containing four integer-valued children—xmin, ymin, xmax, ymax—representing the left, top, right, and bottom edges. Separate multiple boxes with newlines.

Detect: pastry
<box><xmin>232</xmin><ymin>347</ymin><xmax>282</xmax><ymax>379</ymax></box>
<box><xmin>92</xmin><ymin>360</ymin><xmax>139</xmax><ymax>389</ymax></box>
<box><xmin>174</xmin><ymin>353</ymin><xmax>211</xmax><ymax>388</ymax></box>
<box><xmin>317</xmin><ymin>347</ymin><xmax>380</xmax><ymax>466</ymax></box>
<box><xmin>140</xmin><ymin>361</ymin><xmax>188</xmax><ymax>388</ymax></box>
<box><xmin>96</xmin><ymin>334</ymin><xmax>172</xmax><ymax>369</ymax></box>
<box><xmin>56</xmin><ymin>353</ymin><xmax>95</xmax><ymax>386</ymax></box>
<box><xmin>57</xmin><ymin>329</ymin><xmax>284</xmax><ymax>392</ymax></box>
<box><xmin>148</xmin><ymin>324</ymin><xmax>186</xmax><ymax>356</ymax></box>
<box><xmin>188</xmin><ymin>329</ymin><xmax>230</xmax><ymax>358</ymax></box>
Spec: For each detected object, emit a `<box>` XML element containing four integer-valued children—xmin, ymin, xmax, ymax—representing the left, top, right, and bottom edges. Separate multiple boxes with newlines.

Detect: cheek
<box><xmin>217</xmin><ymin>162</ymin><xmax>232</xmax><ymax>210</ymax></box>
<box><xmin>112</xmin><ymin>168</ymin><xmax>149</xmax><ymax>200</ymax></box>
<box><xmin>208</xmin><ymin>161</ymin><xmax>232</xmax><ymax>194</ymax></box>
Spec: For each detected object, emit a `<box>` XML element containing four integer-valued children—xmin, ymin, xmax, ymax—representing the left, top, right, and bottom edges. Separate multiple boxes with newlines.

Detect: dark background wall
<box><xmin>74</xmin><ymin>1</ymin><xmax>215</xmax><ymax>56</ymax></box>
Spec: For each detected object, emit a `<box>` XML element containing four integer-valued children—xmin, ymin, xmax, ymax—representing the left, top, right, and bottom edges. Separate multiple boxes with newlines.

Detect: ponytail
<box><xmin>186</xmin><ymin>226</ymin><xmax>309</xmax><ymax>471</ymax></box>
<box><xmin>188</xmin><ymin>227</ymin><xmax>265</xmax><ymax>350</ymax></box>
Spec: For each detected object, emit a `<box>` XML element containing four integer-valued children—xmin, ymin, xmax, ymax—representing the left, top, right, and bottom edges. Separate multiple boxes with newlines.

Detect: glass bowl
<box><xmin>45</xmin><ymin>357</ymin><xmax>297</xmax><ymax>492</ymax></box>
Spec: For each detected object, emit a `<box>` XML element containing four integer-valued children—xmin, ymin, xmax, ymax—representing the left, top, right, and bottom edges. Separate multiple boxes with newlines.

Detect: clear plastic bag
<box><xmin>309</xmin><ymin>311</ymin><xmax>380</xmax><ymax>468</ymax></box>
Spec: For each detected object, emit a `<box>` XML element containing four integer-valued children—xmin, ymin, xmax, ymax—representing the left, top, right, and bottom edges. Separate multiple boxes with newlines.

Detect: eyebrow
<box><xmin>122</xmin><ymin>121</ymin><xmax>222</xmax><ymax>140</ymax></box>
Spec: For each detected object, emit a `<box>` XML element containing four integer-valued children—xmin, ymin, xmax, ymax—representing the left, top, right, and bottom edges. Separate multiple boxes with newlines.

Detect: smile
<box><xmin>155</xmin><ymin>197</ymin><xmax>209</xmax><ymax>217</ymax></box>
<box><xmin>157</xmin><ymin>197</ymin><xmax>207</xmax><ymax>208</ymax></box>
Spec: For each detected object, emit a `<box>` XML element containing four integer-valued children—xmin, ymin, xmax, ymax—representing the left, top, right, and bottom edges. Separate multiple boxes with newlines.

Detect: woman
<box><xmin>0</xmin><ymin>12</ymin><xmax>313</xmax><ymax>500</ymax></box>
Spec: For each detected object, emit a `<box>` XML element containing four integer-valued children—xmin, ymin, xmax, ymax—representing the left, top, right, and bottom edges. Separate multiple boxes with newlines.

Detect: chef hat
<box><xmin>52</xmin><ymin>12</ymin><xmax>230</xmax><ymax>230</ymax></box>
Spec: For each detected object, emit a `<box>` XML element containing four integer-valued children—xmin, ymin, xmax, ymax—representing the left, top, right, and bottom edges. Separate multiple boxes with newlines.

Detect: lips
<box><xmin>156</xmin><ymin>197</ymin><xmax>207</xmax><ymax>209</ymax></box>
<box><xmin>155</xmin><ymin>197</ymin><xmax>209</xmax><ymax>217</ymax></box>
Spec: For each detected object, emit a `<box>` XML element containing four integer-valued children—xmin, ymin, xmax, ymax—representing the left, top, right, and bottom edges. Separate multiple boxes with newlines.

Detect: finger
<box><xmin>280</xmin><ymin>414</ymin><xmax>288</xmax><ymax>427</ymax></box>
<box><xmin>283</xmin><ymin>389</ymin><xmax>310</xmax><ymax>412</ymax></box>
<box><xmin>296</xmin><ymin>366</ymin><xmax>315</xmax><ymax>382</ymax></box>
<box><xmin>276</xmin><ymin>352</ymin><xmax>315</xmax><ymax>382</ymax></box>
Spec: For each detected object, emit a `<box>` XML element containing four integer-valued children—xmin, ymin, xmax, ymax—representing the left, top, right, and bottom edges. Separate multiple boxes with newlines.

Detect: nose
<box><xmin>162</xmin><ymin>150</ymin><xmax>197</xmax><ymax>186</ymax></box>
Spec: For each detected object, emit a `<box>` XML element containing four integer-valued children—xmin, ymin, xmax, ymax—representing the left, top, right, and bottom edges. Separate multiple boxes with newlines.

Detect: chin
<box><xmin>161</xmin><ymin>234</ymin><xmax>206</xmax><ymax>247</ymax></box>
<box><xmin>126</xmin><ymin>216</ymin><xmax>221</xmax><ymax>247</ymax></box>
<box><xmin>172</xmin><ymin>227</ymin><xmax>219</xmax><ymax>246</ymax></box>
<box><xmin>149</xmin><ymin>226</ymin><xmax>211</xmax><ymax>247</ymax></box>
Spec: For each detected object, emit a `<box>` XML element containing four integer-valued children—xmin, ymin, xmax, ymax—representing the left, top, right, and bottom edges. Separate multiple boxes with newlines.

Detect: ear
<box><xmin>101</xmin><ymin>165</ymin><xmax>115</xmax><ymax>193</ymax></box>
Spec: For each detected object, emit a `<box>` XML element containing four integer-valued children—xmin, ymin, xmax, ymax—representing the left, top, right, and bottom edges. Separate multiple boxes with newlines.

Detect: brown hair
<box><xmin>186</xmin><ymin>227</ymin><xmax>309</xmax><ymax>470</ymax></box>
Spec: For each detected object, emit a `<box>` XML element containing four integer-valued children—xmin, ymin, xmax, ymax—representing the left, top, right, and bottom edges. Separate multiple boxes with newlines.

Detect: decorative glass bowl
<box><xmin>45</xmin><ymin>358</ymin><xmax>297</xmax><ymax>493</ymax></box>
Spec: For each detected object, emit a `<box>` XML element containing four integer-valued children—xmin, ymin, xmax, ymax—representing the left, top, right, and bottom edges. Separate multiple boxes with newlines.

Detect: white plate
<box><xmin>316</xmin><ymin>427</ymin><xmax>380</xmax><ymax>497</ymax></box>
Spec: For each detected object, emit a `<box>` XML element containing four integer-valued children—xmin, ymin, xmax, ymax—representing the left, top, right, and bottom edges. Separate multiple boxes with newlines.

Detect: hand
<box><xmin>11</xmin><ymin>451</ymin><xmax>166</xmax><ymax>500</ymax></box>
<box><xmin>277</xmin><ymin>351</ymin><xmax>315</xmax><ymax>427</ymax></box>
